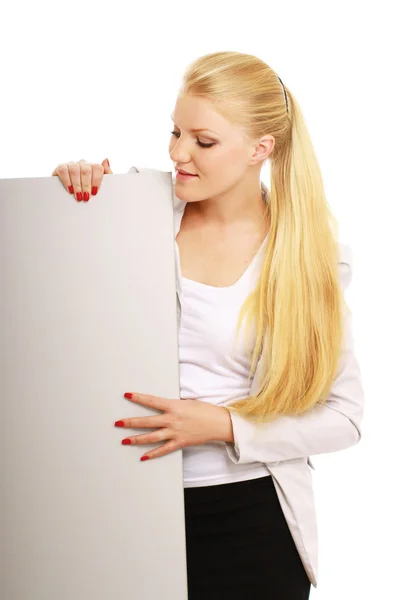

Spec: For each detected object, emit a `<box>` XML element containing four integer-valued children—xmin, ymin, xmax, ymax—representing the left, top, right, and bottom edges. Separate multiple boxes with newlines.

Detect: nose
<box><xmin>169</xmin><ymin>135</ymin><xmax>191</xmax><ymax>164</ymax></box>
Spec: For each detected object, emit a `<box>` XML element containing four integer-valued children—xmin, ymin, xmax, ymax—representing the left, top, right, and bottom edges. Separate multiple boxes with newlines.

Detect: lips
<box><xmin>177</xmin><ymin>169</ymin><xmax>196</xmax><ymax>176</ymax></box>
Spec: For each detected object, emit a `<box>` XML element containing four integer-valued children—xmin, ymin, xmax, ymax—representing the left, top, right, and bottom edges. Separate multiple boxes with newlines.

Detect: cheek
<box><xmin>210</xmin><ymin>146</ymin><xmax>245</xmax><ymax>174</ymax></box>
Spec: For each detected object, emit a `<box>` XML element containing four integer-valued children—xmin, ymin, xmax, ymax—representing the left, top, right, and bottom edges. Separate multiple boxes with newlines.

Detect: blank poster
<box><xmin>0</xmin><ymin>169</ymin><xmax>188</xmax><ymax>599</ymax></box>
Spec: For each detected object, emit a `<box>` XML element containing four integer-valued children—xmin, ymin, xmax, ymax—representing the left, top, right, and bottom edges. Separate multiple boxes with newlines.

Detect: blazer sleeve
<box><xmin>224</xmin><ymin>244</ymin><xmax>365</xmax><ymax>465</ymax></box>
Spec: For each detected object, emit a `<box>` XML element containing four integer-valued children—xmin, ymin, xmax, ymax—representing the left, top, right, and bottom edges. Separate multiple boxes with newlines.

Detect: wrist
<box><xmin>219</xmin><ymin>407</ymin><xmax>234</xmax><ymax>443</ymax></box>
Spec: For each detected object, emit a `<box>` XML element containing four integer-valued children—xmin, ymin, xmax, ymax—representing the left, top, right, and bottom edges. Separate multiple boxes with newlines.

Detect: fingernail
<box><xmin>92</xmin><ymin>186</ymin><xmax>98</xmax><ymax>196</ymax></box>
<box><xmin>141</xmin><ymin>456</ymin><xmax>149</xmax><ymax>461</ymax></box>
<box><xmin>83</xmin><ymin>192</ymin><xmax>89</xmax><ymax>202</ymax></box>
<box><xmin>76</xmin><ymin>192</ymin><xmax>83</xmax><ymax>202</ymax></box>
<box><xmin>124</xmin><ymin>393</ymin><xmax>133</xmax><ymax>399</ymax></box>
<box><xmin>114</xmin><ymin>420</ymin><xmax>124</xmax><ymax>427</ymax></box>
<box><xmin>68</xmin><ymin>185</ymin><xmax>74</xmax><ymax>194</ymax></box>
<box><xmin>122</xmin><ymin>439</ymin><xmax>131</xmax><ymax>445</ymax></box>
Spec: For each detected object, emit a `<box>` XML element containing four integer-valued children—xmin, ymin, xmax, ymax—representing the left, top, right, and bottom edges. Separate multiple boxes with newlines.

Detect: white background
<box><xmin>2</xmin><ymin>1</ymin><xmax>399</xmax><ymax>597</ymax></box>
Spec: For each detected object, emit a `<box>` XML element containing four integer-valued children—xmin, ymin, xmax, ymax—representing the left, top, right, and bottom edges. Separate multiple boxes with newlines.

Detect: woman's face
<box><xmin>169</xmin><ymin>94</ymin><xmax>267</xmax><ymax>203</ymax></box>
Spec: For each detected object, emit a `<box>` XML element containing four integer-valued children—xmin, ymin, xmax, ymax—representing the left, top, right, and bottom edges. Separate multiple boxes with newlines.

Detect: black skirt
<box><xmin>184</xmin><ymin>475</ymin><xmax>311</xmax><ymax>600</ymax></box>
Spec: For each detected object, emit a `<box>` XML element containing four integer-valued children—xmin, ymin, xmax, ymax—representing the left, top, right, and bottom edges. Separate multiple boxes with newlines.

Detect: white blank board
<box><xmin>0</xmin><ymin>170</ymin><xmax>188</xmax><ymax>599</ymax></box>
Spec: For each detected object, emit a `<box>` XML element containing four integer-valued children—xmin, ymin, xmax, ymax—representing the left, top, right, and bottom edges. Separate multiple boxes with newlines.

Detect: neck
<box><xmin>189</xmin><ymin>180</ymin><xmax>268</xmax><ymax>232</ymax></box>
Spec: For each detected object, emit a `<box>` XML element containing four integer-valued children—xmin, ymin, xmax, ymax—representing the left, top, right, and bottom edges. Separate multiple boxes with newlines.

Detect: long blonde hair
<box><xmin>180</xmin><ymin>51</ymin><xmax>346</xmax><ymax>424</ymax></box>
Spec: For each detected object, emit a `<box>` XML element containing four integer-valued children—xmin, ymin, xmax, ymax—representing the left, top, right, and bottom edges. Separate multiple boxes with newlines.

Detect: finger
<box><xmin>91</xmin><ymin>163</ymin><xmax>105</xmax><ymax>196</ymax></box>
<box><xmin>123</xmin><ymin>428</ymin><xmax>171</xmax><ymax>445</ymax></box>
<box><xmin>115</xmin><ymin>414</ymin><xmax>167</xmax><ymax>429</ymax></box>
<box><xmin>68</xmin><ymin>162</ymin><xmax>83</xmax><ymax>202</ymax></box>
<box><xmin>142</xmin><ymin>439</ymin><xmax>181</xmax><ymax>460</ymax></box>
<box><xmin>78</xmin><ymin>160</ymin><xmax>92</xmax><ymax>202</ymax></box>
<box><xmin>52</xmin><ymin>163</ymin><xmax>74</xmax><ymax>195</ymax></box>
<box><xmin>102</xmin><ymin>158</ymin><xmax>113</xmax><ymax>175</ymax></box>
<box><xmin>125</xmin><ymin>392</ymin><xmax>172</xmax><ymax>412</ymax></box>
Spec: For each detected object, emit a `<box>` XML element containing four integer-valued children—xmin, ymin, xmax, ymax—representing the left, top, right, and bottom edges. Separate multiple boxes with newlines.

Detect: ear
<box><xmin>250</xmin><ymin>135</ymin><xmax>275</xmax><ymax>164</ymax></box>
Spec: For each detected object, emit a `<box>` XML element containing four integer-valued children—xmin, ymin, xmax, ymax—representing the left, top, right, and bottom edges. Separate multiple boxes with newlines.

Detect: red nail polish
<box><xmin>83</xmin><ymin>192</ymin><xmax>89</xmax><ymax>202</ymax></box>
<box><xmin>77</xmin><ymin>192</ymin><xmax>83</xmax><ymax>202</ymax></box>
<box><xmin>68</xmin><ymin>185</ymin><xmax>74</xmax><ymax>194</ymax></box>
<box><xmin>124</xmin><ymin>393</ymin><xmax>133</xmax><ymax>399</ymax></box>
<box><xmin>122</xmin><ymin>439</ymin><xmax>131</xmax><ymax>445</ymax></box>
<box><xmin>114</xmin><ymin>420</ymin><xmax>124</xmax><ymax>427</ymax></box>
<box><xmin>92</xmin><ymin>186</ymin><xmax>98</xmax><ymax>196</ymax></box>
<box><xmin>141</xmin><ymin>455</ymin><xmax>149</xmax><ymax>461</ymax></box>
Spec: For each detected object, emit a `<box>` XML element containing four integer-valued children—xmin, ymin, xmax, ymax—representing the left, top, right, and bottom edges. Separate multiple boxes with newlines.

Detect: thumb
<box><xmin>102</xmin><ymin>158</ymin><xmax>113</xmax><ymax>174</ymax></box>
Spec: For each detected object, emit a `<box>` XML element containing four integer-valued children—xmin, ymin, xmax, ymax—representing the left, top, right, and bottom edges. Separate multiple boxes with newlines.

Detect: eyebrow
<box><xmin>170</xmin><ymin>115</ymin><xmax>219</xmax><ymax>135</ymax></box>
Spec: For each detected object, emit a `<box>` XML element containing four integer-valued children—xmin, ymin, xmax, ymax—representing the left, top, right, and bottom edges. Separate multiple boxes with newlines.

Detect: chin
<box><xmin>174</xmin><ymin>188</ymin><xmax>202</xmax><ymax>203</ymax></box>
<box><xmin>175</xmin><ymin>191</ymin><xmax>198</xmax><ymax>202</ymax></box>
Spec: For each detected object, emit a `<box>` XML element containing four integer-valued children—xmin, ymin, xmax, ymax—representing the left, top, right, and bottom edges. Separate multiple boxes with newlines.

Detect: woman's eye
<box><xmin>170</xmin><ymin>130</ymin><xmax>215</xmax><ymax>148</ymax></box>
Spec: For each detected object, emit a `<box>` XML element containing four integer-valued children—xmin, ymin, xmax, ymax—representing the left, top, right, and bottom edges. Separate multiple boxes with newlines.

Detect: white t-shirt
<box><xmin>179</xmin><ymin>231</ymin><xmax>271</xmax><ymax>488</ymax></box>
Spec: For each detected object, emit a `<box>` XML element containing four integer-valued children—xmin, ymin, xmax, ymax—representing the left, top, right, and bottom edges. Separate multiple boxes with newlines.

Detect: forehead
<box><xmin>170</xmin><ymin>95</ymin><xmax>228</xmax><ymax>134</ymax></box>
<box><xmin>170</xmin><ymin>115</ymin><xmax>219</xmax><ymax>134</ymax></box>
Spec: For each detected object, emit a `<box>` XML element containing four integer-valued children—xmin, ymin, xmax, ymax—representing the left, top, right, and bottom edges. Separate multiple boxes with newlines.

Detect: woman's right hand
<box><xmin>51</xmin><ymin>158</ymin><xmax>113</xmax><ymax>202</ymax></box>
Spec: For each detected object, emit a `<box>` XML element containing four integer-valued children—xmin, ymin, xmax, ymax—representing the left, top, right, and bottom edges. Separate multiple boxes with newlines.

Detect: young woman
<box><xmin>53</xmin><ymin>50</ymin><xmax>364</xmax><ymax>600</ymax></box>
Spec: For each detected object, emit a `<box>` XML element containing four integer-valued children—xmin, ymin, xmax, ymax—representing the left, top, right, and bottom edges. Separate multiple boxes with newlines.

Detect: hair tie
<box><xmin>277</xmin><ymin>76</ymin><xmax>289</xmax><ymax>112</ymax></box>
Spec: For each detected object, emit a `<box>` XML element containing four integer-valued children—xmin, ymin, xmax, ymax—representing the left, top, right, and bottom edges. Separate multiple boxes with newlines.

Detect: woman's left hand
<box><xmin>114</xmin><ymin>392</ymin><xmax>234</xmax><ymax>461</ymax></box>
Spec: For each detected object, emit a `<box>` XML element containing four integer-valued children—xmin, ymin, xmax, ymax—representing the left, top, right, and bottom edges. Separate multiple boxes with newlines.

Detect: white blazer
<box><xmin>128</xmin><ymin>166</ymin><xmax>365</xmax><ymax>588</ymax></box>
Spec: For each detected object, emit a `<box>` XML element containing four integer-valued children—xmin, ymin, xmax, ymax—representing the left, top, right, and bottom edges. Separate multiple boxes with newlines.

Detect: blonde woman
<box><xmin>53</xmin><ymin>51</ymin><xmax>364</xmax><ymax>600</ymax></box>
